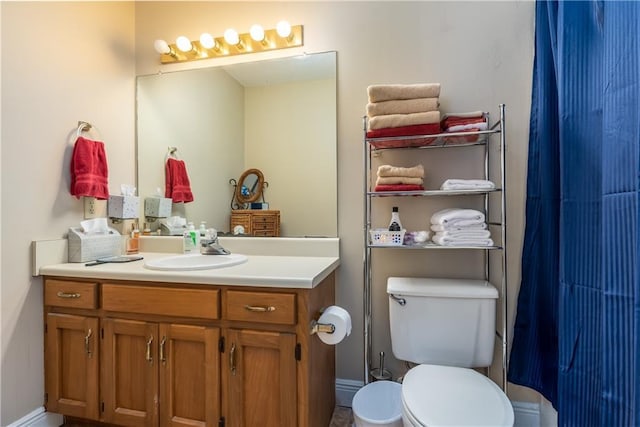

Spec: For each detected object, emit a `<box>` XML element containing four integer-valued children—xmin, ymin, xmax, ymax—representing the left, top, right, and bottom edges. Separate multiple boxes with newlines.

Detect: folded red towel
<box><xmin>70</xmin><ymin>137</ymin><xmax>109</xmax><ymax>200</ymax></box>
<box><xmin>165</xmin><ymin>158</ymin><xmax>194</xmax><ymax>203</ymax></box>
<box><xmin>366</xmin><ymin>123</ymin><xmax>441</xmax><ymax>139</ymax></box>
<box><xmin>374</xmin><ymin>184</ymin><xmax>424</xmax><ymax>192</ymax></box>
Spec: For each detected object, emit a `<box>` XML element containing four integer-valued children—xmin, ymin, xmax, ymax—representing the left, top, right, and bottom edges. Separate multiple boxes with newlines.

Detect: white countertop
<box><xmin>39</xmin><ymin>252</ymin><xmax>340</xmax><ymax>289</ymax></box>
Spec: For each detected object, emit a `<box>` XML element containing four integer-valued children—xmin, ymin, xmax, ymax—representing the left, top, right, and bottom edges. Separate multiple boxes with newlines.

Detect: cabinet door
<box><xmin>45</xmin><ymin>313</ymin><xmax>99</xmax><ymax>420</ymax></box>
<box><xmin>225</xmin><ymin>329</ymin><xmax>297</xmax><ymax>427</ymax></box>
<box><xmin>159</xmin><ymin>324</ymin><xmax>220</xmax><ymax>427</ymax></box>
<box><xmin>102</xmin><ymin>318</ymin><xmax>158</xmax><ymax>427</ymax></box>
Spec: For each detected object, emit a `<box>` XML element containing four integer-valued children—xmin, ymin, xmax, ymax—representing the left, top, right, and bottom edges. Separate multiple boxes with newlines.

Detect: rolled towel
<box><xmin>376</xmin><ymin>176</ymin><xmax>424</xmax><ymax>186</ymax></box>
<box><xmin>440</xmin><ymin>179</ymin><xmax>495</xmax><ymax>191</ymax></box>
<box><xmin>368</xmin><ymin>83</ymin><xmax>441</xmax><ymax>103</ymax></box>
<box><xmin>369</xmin><ymin>111</ymin><xmax>441</xmax><ymax>130</ymax></box>
<box><xmin>431</xmin><ymin>223</ymin><xmax>487</xmax><ymax>232</ymax></box>
<box><xmin>433</xmin><ymin>229</ymin><xmax>491</xmax><ymax>239</ymax></box>
<box><xmin>430</xmin><ymin>208</ymin><xmax>485</xmax><ymax>227</ymax></box>
<box><xmin>432</xmin><ymin>234</ymin><xmax>494</xmax><ymax>247</ymax></box>
<box><xmin>378</xmin><ymin>164</ymin><xmax>424</xmax><ymax>178</ymax></box>
<box><xmin>367</xmin><ymin>98</ymin><xmax>439</xmax><ymax>117</ymax></box>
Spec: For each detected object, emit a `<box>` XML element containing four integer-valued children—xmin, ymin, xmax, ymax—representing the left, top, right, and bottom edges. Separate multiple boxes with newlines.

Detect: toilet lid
<box><xmin>402</xmin><ymin>364</ymin><xmax>514</xmax><ymax>427</ymax></box>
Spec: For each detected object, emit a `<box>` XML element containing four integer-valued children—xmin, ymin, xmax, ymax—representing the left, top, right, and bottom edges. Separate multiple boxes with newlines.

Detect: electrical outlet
<box><xmin>84</xmin><ymin>197</ymin><xmax>97</xmax><ymax>219</ymax></box>
<box><xmin>83</xmin><ymin>197</ymin><xmax>108</xmax><ymax>219</ymax></box>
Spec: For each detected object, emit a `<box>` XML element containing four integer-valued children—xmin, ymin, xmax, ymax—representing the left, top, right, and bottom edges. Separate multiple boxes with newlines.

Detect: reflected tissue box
<box><xmin>108</xmin><ymin>195</ymin><xmax>140</xmax><ymax>219</ymax></box>
<box><xmin>144</xmin><ymin>197</ymin><xmax>172</xmax><ymax>218</ymax></box>
<box><xmin>68</xmin><ymin>227</ymin><xmax>122</xmax><ymax>262</ymax></box>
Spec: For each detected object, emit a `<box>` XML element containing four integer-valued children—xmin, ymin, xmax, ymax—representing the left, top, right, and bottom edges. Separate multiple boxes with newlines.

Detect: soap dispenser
<box><xmin>183</xmin><ymin>222</ymin><xmax>199</xmax><ymax>253</ymax></box>
<box><xmin>127</xmin><ymin>220</ymin><xmax>140</xmax><ymax>254</ymax></box>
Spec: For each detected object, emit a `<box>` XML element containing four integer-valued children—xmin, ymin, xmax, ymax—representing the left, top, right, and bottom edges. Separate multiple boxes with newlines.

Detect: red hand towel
<box><xmin>165</xmin><ymin>158</ymin><xmax>194</xmax><ymax>203</ymax></box>
<box><xmin>374</xmin><ymin>184</ymin><xmax>425</xmax><ymax>192</ymax></box>
<box><xmin>70</xmin><ymin>136</ymin><xmax>109</xmax><ymax>200</ymax></box>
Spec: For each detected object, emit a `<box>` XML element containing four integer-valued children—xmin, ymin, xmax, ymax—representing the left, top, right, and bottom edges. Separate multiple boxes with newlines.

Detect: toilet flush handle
<box><xmin>389</xmin><ymin>294</ymin><xmax>406</xmax><ymax>306</ymax></box>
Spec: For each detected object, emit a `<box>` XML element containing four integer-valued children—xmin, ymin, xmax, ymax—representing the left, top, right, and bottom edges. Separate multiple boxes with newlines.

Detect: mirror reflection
<box><xmin>136</xmin><ymin>51</ymin><xmax>337</xmax><ymax>237</ymax></box>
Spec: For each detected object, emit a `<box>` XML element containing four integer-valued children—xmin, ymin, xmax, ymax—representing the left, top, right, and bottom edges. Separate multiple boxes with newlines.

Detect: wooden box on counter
<box><xmin>230</xmin><ymin>209</ymin><xmax>280</xmax><ymax>237</ymax></box>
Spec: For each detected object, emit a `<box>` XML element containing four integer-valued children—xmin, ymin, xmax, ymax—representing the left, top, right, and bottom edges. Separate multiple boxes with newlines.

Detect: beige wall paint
<box><xmin>0</xmin><ymin>2</ymin><xmax>135</xmax><ymax>424</ymax></box>
<box><xmin>0</xmin><ymin>1</ymin><xmax>541</xmax><ymax>424</ymax></box>
<box><xmin>135</xmin><ymin>0</ymin><xmax>536</xmax><ymax>401</ymax></box>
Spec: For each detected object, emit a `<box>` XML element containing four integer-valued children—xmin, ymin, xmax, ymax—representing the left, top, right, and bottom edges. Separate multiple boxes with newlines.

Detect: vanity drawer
<box><xmin>225</xmin><ymin>290</ymin><xmax>296</xmax><ymax>325</ymax></box>
<box><xmin>45</xmin><ymin>279</ymin><xmax>98</xmax><ymax>309</ymax></box>
<box><xmin>102</xmin><ymin>284</ymin><xmax>219</xmax><ymax>319</ymax></box>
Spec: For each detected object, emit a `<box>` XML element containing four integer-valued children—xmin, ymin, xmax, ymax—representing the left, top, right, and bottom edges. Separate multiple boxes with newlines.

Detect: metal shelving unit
<box><xmin>363</xmin><ymin>104</ymin><xmax>508</xmax><ymax>391</ymax></box>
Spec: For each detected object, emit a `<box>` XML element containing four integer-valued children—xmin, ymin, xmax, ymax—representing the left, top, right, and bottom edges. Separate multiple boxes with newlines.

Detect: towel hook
<box><xmin>165</xmin><ymin>146</ymin><xmax>179</xmax><ymax>161</ymax></box>
<box><xmin>76</xmin><ymin>121</ymin><xmax>102</xmax><ymax>140</ymax></box>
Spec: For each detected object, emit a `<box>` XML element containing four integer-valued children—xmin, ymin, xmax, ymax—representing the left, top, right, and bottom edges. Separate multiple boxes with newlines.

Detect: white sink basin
<box><xmin>144</xmin><ymin>253</ymin><xmax>248</xmax><ymax>271</ymax></box>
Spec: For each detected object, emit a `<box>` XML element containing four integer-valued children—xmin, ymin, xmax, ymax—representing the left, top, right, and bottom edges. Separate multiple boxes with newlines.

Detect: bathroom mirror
<box><xmin>136</xmin><ymin>51</ymin><xmax>337</xmax><ymax>237</ymax></box>
<box><xmin>234</xmin><ymin>168</ymin><xmax>265</xmax><ymax>206</ymax></box>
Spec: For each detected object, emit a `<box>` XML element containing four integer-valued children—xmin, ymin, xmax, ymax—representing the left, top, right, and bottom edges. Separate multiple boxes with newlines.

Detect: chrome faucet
<box><xmin>200</xmin><ymin>231</ymin><xmax>230</xmax><ymax>255</ymax></box>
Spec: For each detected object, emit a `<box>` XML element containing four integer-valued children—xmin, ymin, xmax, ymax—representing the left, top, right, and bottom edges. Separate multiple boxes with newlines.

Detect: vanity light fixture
<box><xmin>153</xmin><ymin>22</ymin><xmax>303</xmax><ymax>64</ymax></box>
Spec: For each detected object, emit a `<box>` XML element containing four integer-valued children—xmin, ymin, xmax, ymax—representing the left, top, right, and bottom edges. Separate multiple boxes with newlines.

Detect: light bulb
<box><xmin>276</xmin><ymin>20</ymin><xmax>291</xmax><ymax>38</ymax></box>
<box><xmin>176</xmin><ymin>36</ymin><xmax>193</xmax><ymax>52</ymax></box>
<box><xmin>224</xmin><ymin>28</ymin><xmax>240</xmax><ymax>46</ymax></box>
<box><xmin>200</xmin><ymin>33</ymin><xmax>216</xmax><ymax>49</ymax></box>
<box><xmin>249</xmin><ymin>24</ymin><xmax>265</xmax><ymax>42</ymax></box>
<box><xmin>153</xmin><ymin>39</ymin><xmax>171</xmax><ymax>55</ymax></box>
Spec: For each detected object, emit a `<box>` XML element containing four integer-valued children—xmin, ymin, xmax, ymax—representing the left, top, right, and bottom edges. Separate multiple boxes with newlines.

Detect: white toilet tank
<box><xmin>387</xmin><ymin>277</ymin><xmax>498</xmax><ymax>368</ymax></box>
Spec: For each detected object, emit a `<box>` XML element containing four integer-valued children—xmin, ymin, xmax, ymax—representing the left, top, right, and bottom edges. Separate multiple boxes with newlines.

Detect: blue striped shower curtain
<box><xmin>508</xmin><ymin>1</ymin><xmax>640</xmax><ymax>425</ymax></box>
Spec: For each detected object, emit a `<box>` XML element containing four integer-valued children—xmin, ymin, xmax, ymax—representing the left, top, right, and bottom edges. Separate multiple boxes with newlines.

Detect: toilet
<box><xmin>352</xmin><ymin>277</ymin><xmax>514</xmax><ymax>427</ymax></box>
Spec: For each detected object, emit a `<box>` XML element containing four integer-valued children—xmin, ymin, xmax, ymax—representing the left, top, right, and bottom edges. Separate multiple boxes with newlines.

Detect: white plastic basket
<box><xmin>369</xmin><ymin>229</ymin><xmax>406</xmax><ymax>246</ymax></box>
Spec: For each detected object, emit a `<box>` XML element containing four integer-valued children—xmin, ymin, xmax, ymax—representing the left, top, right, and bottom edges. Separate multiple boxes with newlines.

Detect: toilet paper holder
<box><xmin>310</xmin><ymin>319</ymin><xmax>335</xmax><ymax>335</ymax></box>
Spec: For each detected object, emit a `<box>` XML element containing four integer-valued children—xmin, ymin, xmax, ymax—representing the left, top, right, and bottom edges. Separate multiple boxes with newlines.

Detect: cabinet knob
<box><xmin>146</xmin><ymin>335</ymin><xmax>154</xmax><ymax>363</ymax></box>
<box><xmin>84</xmin><ymin>328</ymin><xmax>93</xmax><ymax>357</ymax></box>
<box><xmin>230</xmin><ymin>343</ymin><xmax>237</xmax><ymax>376</ymax></box>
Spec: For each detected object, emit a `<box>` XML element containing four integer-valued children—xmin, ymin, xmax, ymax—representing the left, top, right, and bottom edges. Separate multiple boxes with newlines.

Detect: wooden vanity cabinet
<box><xmin>43</xmin><ymin>273</ymin><xmax>335</xmax><ymax>427</ymax></box>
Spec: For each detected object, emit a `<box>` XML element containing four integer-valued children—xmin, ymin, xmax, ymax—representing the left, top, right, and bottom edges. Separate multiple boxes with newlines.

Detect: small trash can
<box><xmin>352</xmin><ymin>380</ymin><xmax>403</xmax><ymax>427</ymax></box>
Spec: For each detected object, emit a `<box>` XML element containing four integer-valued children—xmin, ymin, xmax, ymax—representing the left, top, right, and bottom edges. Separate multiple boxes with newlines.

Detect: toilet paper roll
<box><xmin>317</xmin><ymin>305</ymin><xmax>352</xmax><ymax>345</ymax></box>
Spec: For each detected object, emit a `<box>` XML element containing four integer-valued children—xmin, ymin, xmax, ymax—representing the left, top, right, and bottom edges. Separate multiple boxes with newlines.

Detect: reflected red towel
<box><xmin>70</xmin><ymin>137</ymin><xmax>109</xmax><ymax>200</ymax></box>
<box><xmin>165</xmin><ymin>158</ymin><xmax>194</xmax><ymax>203</ymax></box>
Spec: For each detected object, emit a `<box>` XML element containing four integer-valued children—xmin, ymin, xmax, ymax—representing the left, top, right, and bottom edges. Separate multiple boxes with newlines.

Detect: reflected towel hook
<box><xmin>165</xmin><ymin>146</ymin><xmax>179</xmax><ymax>161</ymax></box>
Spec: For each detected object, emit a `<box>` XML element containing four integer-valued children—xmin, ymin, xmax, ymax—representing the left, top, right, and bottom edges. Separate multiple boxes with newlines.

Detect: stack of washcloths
<box><xmin>375</xmin><ymin>164</ymin><xmax>424</xmax><ymax>192</ymax></box>
<box><xmin>430</xmin><ymin>208</ymin><xmax>493</xmax><ymax>246</ymax></box>
<box><xmin>441</xmin><ymin>111</ymin><xmax>488</xmax><ymax>133</ymax></box>
<box><xmin>366</xmin><ymin>83</ymin><xmax>441</xmax><ymax>138</ymax></box>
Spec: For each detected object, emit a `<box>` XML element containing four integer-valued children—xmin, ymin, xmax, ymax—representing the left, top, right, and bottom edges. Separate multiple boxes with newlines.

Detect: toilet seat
<box><xmin>401</xmin><ymin>364</ymin><xmax>514</xmax><ymax>427</ymax></box>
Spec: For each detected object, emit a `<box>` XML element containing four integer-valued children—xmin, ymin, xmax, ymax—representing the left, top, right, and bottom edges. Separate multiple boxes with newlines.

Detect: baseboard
<box><xmin>336</xmin><ymin>378</ymin><xmax>364</xmax><ymax>407</ymax></box>
<box><xmin>6</xmin><ymin>407</ymin><xmax>63</xmax><ymax>427</ymax></box>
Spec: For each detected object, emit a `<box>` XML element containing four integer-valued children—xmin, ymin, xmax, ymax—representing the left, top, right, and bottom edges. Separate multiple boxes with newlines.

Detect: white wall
<box><xmin>0</xmin><ymin>2</ymin><xmax>135</xmax><ymax>424</ymax></box>
<box><xmin>0</xmin><ymin>1</ymin><xmax>542</xmax><ymax>424</ymax></box>
<box><xmin>135</xmin><ymin>0</ymin><xmax>537</xmax><ymax>403</ymax></box>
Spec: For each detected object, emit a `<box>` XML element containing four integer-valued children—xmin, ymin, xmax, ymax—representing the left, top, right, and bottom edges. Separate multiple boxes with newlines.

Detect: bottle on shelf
<box><xmin>183</xmin><ymin>222</ymin><xmax>199</xmax><ymax>253</ymax></box>
<box><xmin>388</xmin><ymin>206</ymin><xmax>402</xmax><ymax>231</ymax></box>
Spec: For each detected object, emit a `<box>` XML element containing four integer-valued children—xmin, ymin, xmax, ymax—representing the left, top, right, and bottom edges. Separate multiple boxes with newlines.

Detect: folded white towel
<box><xmin>441</xmin><ymin>111</ymin><xmax>485</xmax><ymax>120</ymax></box>
<box><xmin>376</xmin><ymin>176</ymin><xmax>424</xmax><ymax>186</ymax></box>
<box><xmin>430</xmin><ymin>208</ymin><xmax>485</xmax><ymax>227</ymax></box>
<box><xmin>368</xmin><ymin>111</ymin><xmax>441</xmax><ymax>130</ymax></box>
<box><xmin>440</xmin><ymin>179</ymin><xmax>496</xmax><ymax>191</ymax></box>
<box><xmin>433</xmin><ymin>230</ymin><xmax>491</xmax><ymax>239</ymax></box>
<box><xmin>367</xmin><ymin>83</ymin><xmax>441</xmax><ymax>103</ymax></box>
<box><xmin>367</xmin><ymin>98</ymin><xmax>440</xmax><ymax>117</ymax></box>
<box><xmin>377</xmin><ymin>164</ymin><xmax>424</xmax><ymax>178</ymax></box>
<box><xmin>431</xmin><ymin>223</ymin><xmax>487</xmax><ymax>232</ymax></box>
<box><xmin>446</xmin><ymin>122</ymin><xmax>489</xmax><ymax>132</ymax></box>
<box><xmin>432</xmin><ymin>234</ymin><xmax>494</xmax><ymax>247</ymax></box>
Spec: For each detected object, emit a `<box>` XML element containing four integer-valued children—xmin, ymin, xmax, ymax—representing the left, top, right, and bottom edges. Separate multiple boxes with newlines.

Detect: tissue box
<box><xmin>68</xmin><ymin>227</ymin><xmax>122</xmax><ymax>262</ymax></box>
<box><xmin>144</xmin><ymin>197</ymin><xmax>172</xmax><ymax>218</ymax></box>
<box><xmin>108</xmin><ymin>195</ymin><xmax>140</xmax><ymax>219</ymax></box>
